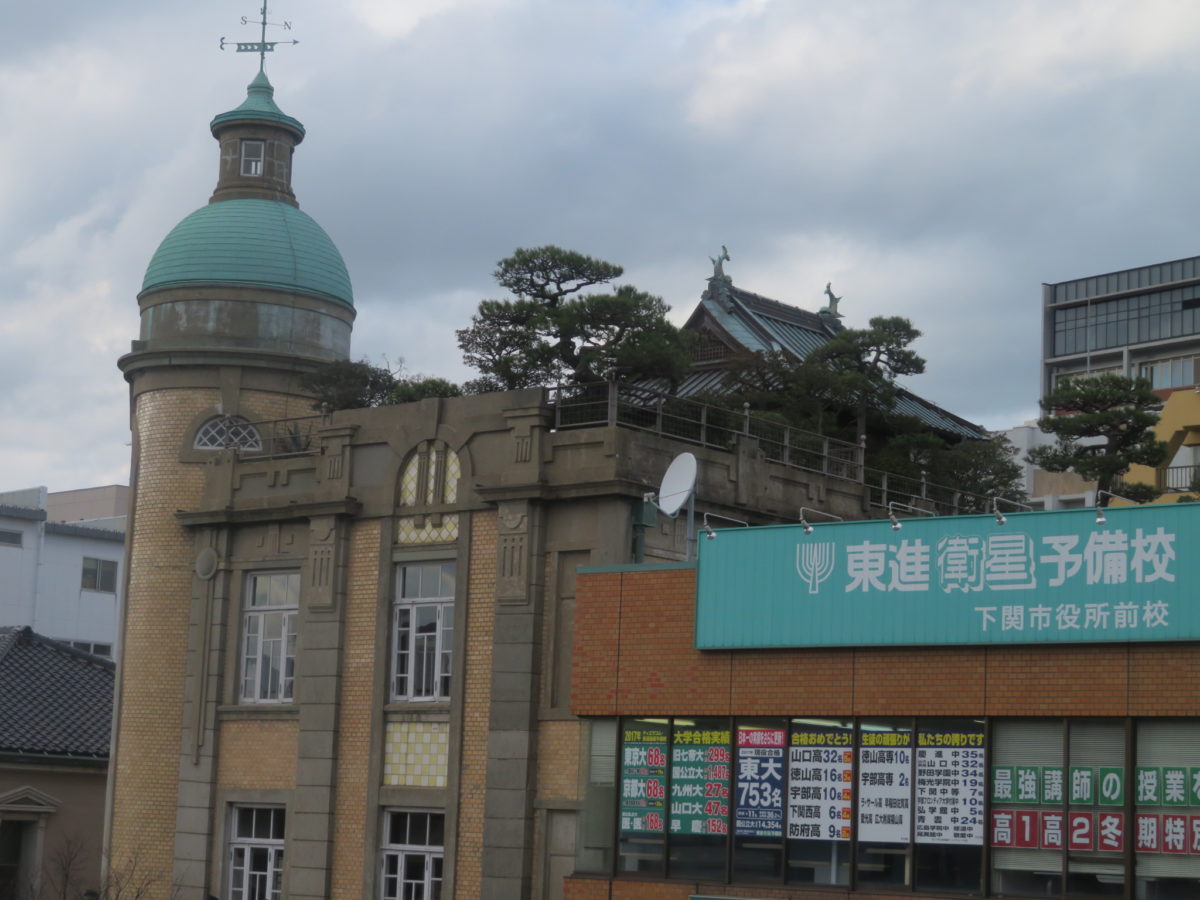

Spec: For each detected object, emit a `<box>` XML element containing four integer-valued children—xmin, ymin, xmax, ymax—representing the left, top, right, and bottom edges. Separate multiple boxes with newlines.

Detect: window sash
<box><xmin>241</xmin><ymin>141</ymin><xmax>265</xmax><ymax>176</ymax></box>
<box><xmin>241</xmin><ymin>574</ymin><xmax>298</xmax><ymax>703</ymax></box>
<box><xmin>82</xmin><ymin>557</ymin><xmax>117</xmax><ymax>592</ymax></box>
<box><xmin>381</xmin><ymin>812</ymin><xmax>445</xmax><ymax>900</ymax></box>
<box><xmin>392</xmin><ymin>601</ymin><xmax>451</xmax><ymax>700</ymax></box>
<box><xmin>391</xmin><ymin>562</ymin><xmax>455</xmax><ymax>702</ymax></box>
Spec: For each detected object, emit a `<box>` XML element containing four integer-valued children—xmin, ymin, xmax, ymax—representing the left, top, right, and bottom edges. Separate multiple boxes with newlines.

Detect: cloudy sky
<box><xmin>5</xmin><ymin>0</ymin><xmax>1200</xmax><ymax>491</ymax></box>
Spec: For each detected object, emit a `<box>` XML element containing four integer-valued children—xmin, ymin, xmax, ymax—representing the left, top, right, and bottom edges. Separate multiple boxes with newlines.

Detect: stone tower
<box><xmin>109</xmin><ymin>72</ymin><xmax>353</xmax><ymax>894</ymax></box>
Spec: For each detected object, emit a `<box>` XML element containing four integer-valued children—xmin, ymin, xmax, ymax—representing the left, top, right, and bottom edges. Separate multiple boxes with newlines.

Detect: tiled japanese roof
<box><xmin>0</xmin><ymin>627</ymin><xmax>113</xmax><ymax>760</ymax></box>
<box><xmin>680</xmin><ymin>279</ymin><xmax>987</xmax><ymax>441</ymax></box>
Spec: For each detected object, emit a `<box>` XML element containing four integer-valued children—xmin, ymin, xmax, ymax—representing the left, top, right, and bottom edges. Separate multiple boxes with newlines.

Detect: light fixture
<box><xmin>700</xmin><ymin>511</ymin><xmax>749</xmax><ymax>542</ymax></box>
<box><xmin>989</xmin><ymin>496</ymin><xmax>1033</xmax><ymax>527</ymax></box>
<box><xmin>886</xmin><ymin>501</ymin><xmax>934</xmax><ymax>531</ymax></box>
<box><xmin>798</xmin><ymin>507</ymin><xmax>843</xmax><ymax>536</ymax></box>
<box><xmin>1094</xmin><ymin>489</ymin><xmax>1136</xmax><ymax>527</ymax></box>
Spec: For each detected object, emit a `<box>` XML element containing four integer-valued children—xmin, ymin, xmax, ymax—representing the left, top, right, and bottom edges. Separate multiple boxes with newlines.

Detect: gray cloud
<box><xmin>4</xmin><ymin>0</ymin><xmax>1200</xmax><ymax>490</ymax></box>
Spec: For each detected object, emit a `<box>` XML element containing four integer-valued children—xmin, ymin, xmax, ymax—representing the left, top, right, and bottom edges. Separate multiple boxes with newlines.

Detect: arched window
<box><xmin>193</xmin><ymin>416</ymin><xmax>263</xmax><ymax>451</ymax></box>
<box><xmin>396</xmin><ymin>441</ymin><xmax>460</xmax><ymax>545</ymax></box>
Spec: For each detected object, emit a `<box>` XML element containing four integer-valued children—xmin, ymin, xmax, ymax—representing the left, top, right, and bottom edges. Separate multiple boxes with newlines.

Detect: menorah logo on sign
<box><xmin>796</xmin><ymin>543</ymin><xmax>836</xmax><ymax>594</ymax></box>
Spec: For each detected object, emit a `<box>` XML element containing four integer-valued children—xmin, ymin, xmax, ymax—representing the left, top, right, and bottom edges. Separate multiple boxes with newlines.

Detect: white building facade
<box><xmin>0</xmin><ymin>486</ymin><xmax>126</xmax><ymax>658</ymax></box>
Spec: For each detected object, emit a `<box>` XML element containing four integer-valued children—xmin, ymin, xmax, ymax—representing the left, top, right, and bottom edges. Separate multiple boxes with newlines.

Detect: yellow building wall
<box><xmin>330</xmin><ymin>518</ymin><xmax>383</xmax><ymax>900</ymax></box>
<box><xmin>454</xmin><ymin>509</ymin><xmax>497</xmax><ymax>897</ymax></box>
<box><xmin>1126</xmin><ymin>388</ymin><xmax>1200</xmax><ymax>501</ymax></box>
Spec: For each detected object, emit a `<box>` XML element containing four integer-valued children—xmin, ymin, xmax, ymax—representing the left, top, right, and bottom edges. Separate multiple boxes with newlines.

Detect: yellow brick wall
<box><xmin>330</xmin><ymin>518</ymin><xmax>382</xmax><ymax>900</ymax></box>
<box><xmin>454</xmin><ymin>510</ymin><xmax>497</xmax><ymax>897</ymax></box>
<box><xmin>536</xmin><ymin>720</ymin><xmax>581</xmax><ymax>800</ymax></box>
<box><xmin>109</xmin><ymin>386</ymin><xmax>311</xmax><ymax>891</ymax></box>
<box><xmin>109</xmin><ymin>388</ymin><xmax>218</xmax><ymax>886</ymax></box>
<box><xmin>216</xmin><ymin>719</ymin><xmax>299</xmax><ymax>790</ymax></box>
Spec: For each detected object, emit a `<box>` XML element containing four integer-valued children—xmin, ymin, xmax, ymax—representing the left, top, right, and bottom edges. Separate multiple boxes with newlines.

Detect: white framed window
<box><xmin>241</xmin><ymin>140</ymin><xmax>265</xmax><ymax>176</ymax></box>
<box><xmin>81</xmin><ymin>557</ymin><xmax>117</xmax><ymax>592</ymax></box>
<box><xmin>194</xmin><ymin>416</ymin><xmax>263</xmax><ymax>451</ymax></box>
<box><xmin>381</xmin><ymin>810</ymin><xmax>444</xmax><ymax>900</ymax></box>
<box><xmin>229</xmin><ymin>806</ymin><xmax>284</xmax><ymax>900</ymax></box>
<box><xmin>391</xmin><ymin>562</ymin><xmax>455</xmax><ymax>702</ymax></box>
<box><xmin>64</xmin><ymin>639</ymin><xmax>113</xmax><ymax>659</ymax></box>
<box><xmin>241</xmin><ymin>571</ymin><xmax>299</xmax><ymax>703</ymax></box>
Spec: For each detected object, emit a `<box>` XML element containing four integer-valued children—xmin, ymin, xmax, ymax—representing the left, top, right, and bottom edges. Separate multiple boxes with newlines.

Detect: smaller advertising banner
<box><xmin>787</xmin><ymin>724</ymin><xmax>853</xmax><ymax>841</ymax></box>
<box><xmin>735</xmin><ymin>726</ymin><xmax>785</xmax><ymax>838</ymax></box>
<box><xmin>670</xmin><ymin>724</ymin><xmax>731</xmax><ymax>837</ymax></box>
<box><xmin>620</xmin><ymin>722</ymin><xmax>668</xmax><ymax>834</ymax></box>
<box><xmin>858</xmin><ymin>730</ymin><xmax>912</xmax><ymax>843</ymax></box>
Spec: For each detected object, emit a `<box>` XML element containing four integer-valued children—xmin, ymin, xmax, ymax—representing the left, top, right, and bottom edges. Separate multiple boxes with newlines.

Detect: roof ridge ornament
<box><xmin>220</xmin><ymin>3</ymin><xmax>299</xmax><ymax>73</ymax></box>
<box><xmin>821</xmin><ymin>281</ymin><xmax>843</xmax><ymax>318</ymax></box>
<box><xmin>708</xmin><ymin>245</ymin><xmax>732</xmax><ymax>283</ymax></box>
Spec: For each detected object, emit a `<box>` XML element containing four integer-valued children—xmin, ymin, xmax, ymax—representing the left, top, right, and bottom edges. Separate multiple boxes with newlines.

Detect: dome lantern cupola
<box><xmin>209</xmin><ymin>71</ymin><xmax>306</xmax><ymax>206</ymax></box>
<box><xmin>119</xmin><ymin>73</ymin><xmax>353</xmax><ymax>381</ymax></box>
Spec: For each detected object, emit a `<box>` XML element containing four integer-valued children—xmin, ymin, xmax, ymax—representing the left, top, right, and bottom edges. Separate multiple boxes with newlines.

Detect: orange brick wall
<box><xmin>573</xmin><ymin>566</ymin><xmax>1200</xmax><ymax>719</ymax></box>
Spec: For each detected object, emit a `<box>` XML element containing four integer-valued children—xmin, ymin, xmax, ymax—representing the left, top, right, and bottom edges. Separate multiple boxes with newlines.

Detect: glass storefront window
<box><xmin>990</xmin><ymin>719</ymin><xmax>1065</xmax><ymax>896</ymax></box>
<box><xmin>617</xmin><ymin>718</ymin><xmax>668</xmax><ymax>875</ymax></box>
<box><xmin>1063</xmin><ymin>721</ymin><xmax>1126</xmax><ymax>897</ymax></box>
<box><xmin>731</xmin><ymin>718</ymin><xmax>787</xmax><ymax>882</ymax></box>
<box><xmin>786</xmin><ymin>718</ymin><xmax>854</xmax><ymax>886</ymax></box>
<box><xmin>856</xmin><ymin>719</ymin><xmax>913</xmax><ymax>887</ymax></box>
<box><xmin>914</xmin><ymin>719</ymin><xmax>985</xmax><ymax>893</ymax></box>
<box><xmin>1134</xmin><ymin>720</ymin><xmax>1200</xmax><ymax>899</ymax></box>
<box><xmin>575</xmin><ymin>719</ymin><xmax>616</xmax><ymax>875</ymax></box>
<box><xmin>668</xmin><ymin>717</ymin><xmax>730</xmax><ymax>881</ymax></box>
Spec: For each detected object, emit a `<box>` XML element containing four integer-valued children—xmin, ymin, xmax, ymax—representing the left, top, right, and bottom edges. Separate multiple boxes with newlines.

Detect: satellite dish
<box><xmin>656</xmin><ymin>452</ymin><xmax>697</xmax><ymax>518</ymax></box>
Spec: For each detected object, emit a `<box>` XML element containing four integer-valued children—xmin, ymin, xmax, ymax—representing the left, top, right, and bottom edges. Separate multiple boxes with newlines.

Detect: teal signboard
<box><xmin>695</xmin><ymin>504</ymin><xmax>1194</xmax><ymax>649</ymax></box>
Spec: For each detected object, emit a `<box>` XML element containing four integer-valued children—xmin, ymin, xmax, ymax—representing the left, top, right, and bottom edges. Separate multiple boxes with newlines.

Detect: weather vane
<box><xmin>220</xmin><ymin>4</ymin><xmax>299</xmax><ymax>72</ymax></box>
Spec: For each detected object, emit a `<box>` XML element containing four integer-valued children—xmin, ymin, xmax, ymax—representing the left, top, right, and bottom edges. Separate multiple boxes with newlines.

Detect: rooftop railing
<box><xmin>236</xmin><ymin>383</ymin><xmax>995</xmax><ymax>516</ymax></box>
<box><xmin>549</xmin><ymin>381</ymin><xmax>993</xmax><ymax>515</ymax></box>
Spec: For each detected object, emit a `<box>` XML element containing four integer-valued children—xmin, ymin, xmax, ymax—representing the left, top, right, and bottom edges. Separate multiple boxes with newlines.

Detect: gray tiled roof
<box><xmin>681</xmin><ymin>280</ymin><xmax>987</xmax><ymax>441</ymax></box>
<box><xmin>0</xmin><ymin>627</ymin><xmax>113</xmax><ymax>760</ymax></box>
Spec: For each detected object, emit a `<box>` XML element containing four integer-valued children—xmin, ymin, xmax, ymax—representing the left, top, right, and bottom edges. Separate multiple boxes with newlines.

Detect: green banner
<box><xmin>697</xmin><ymin>505</ymin><xmax>1194</xmax><ymax>649</ymax></box>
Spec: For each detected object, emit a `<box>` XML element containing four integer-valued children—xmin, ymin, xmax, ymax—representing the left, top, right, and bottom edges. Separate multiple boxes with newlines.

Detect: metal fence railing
<box><xmin>548</xmin><ymin>381</ymin><xmax>995</xmax><ymax>514</ymax></box>
<box><xmin>224</xmin><ymin>414</ymin><xmax>326</xmax><ymax>459</ymax></box>
<box><xmin>1160</xmin><ymin>464</ymin><xmax>1200</xmax><ymax>493</ymax></box>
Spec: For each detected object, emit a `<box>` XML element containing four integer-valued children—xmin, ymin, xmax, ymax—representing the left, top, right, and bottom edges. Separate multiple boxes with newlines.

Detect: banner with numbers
<box><xmin>735</xmin><ymin>726</ymin><xmax>786</xmax><ymax>838</ymax></box>
<box><xmin>916</xmin><ymin>728</ymin><xmax>985</xmax><ymax>845</ymax></box>
<box><xmin>620</xmin><ymin>722</ymin><xmax>667</xmax><ymax>834</ymax></box>
<box><xmin>670</xmin><ymin>724</ymin><xmax>731</xmax><ymax>837</ymax></box>
<box><xmin>858</xmin><ymin>731</ymin><xmax>912</xmax><ymax>843</ymax></box>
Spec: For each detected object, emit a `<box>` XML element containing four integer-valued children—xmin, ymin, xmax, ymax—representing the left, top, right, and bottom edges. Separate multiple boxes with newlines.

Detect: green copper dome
<box><xmin>142</xmin><ymin>199</ymin><xmax>353</xmax><ymax>307</ymax></box>
<box><xmin>210</xmin><ymin>71</ymin><xmax>305</xmax><ymax>138</ymax></box>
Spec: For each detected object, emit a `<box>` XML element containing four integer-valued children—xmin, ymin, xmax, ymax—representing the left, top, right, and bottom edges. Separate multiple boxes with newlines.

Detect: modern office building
<box><xmin>1042</xmin><ymin>255</ymin><xmax>1200</xmax><ymax>396</ymax></box>
<box><xmin>1042</xmin><ymin>256</ymin><xmax>1200</xmax><ymax>498</ymax></box>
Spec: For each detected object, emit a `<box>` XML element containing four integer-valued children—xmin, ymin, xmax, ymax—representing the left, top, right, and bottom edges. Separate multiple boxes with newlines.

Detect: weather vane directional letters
<box><xmin>220</xmin><ymin>4</ymin><xmax>298</xmax><ymax>71</ymax></box>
